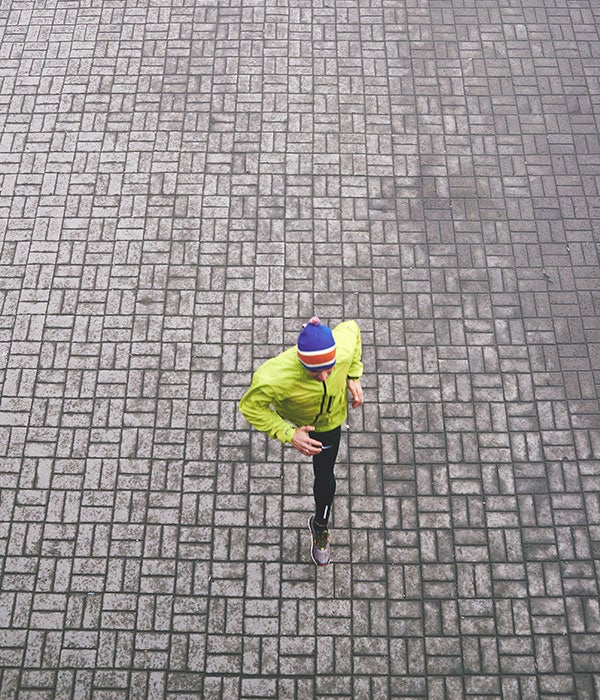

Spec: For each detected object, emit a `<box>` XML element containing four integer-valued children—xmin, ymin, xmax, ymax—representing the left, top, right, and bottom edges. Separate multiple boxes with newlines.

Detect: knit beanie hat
<box><xmin>297</xmin><ymin>317</ymin><xmax>336</xmax><ymax>371</ymax></box>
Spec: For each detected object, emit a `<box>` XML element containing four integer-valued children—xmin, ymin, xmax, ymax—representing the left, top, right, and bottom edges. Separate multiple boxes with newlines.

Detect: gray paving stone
<box><xmin>2</xmin><ymin>0</ymin><xmax>600</xmax><ymax>697</ymax></box>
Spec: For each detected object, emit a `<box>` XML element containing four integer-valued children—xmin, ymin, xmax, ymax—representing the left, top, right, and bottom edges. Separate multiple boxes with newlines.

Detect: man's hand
<box><xmin>347</xmin><ymin>379</ymin><xmax>364</xmax><ymax>409</ymax></box>
<box><xmin>292</xmin><ymin>426</ymin><xmax>323</xmax><ymax>456</ymax></box>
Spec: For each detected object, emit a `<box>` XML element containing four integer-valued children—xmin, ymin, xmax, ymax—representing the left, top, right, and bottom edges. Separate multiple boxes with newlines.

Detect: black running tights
<box><xmin>309</xmin><ymin>426</ymin><xmax>341</xmax><ymax>527</ymax></box>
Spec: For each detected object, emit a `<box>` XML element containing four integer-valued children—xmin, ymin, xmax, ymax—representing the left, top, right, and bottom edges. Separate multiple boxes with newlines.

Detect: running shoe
<box><xmin>308</xmin><ymin>515</ymin><xmax>331</xmax><ymax>567</ymax></box>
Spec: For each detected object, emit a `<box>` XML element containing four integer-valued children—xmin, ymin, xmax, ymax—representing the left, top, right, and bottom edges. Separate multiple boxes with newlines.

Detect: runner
<box><xmin>239</xmin><ymin>317</ymin><xmax>364</xmax><ymax>566</ymax></box>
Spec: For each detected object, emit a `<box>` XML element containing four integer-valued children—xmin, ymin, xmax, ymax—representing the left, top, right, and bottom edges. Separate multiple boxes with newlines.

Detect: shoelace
<box><xmin>314</xmin><ymin>528</ymin><xmax>330</xmax><ymax>550</ymax></box>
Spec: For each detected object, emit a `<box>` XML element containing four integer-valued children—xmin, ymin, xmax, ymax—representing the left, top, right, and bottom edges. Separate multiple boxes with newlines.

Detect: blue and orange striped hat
<box><xmin>297</xmin><ymin>317</ymin><xmax>336</xmax><ymax>372</ymax></box>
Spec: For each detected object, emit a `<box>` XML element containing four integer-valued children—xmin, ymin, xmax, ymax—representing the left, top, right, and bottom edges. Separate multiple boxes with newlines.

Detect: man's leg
<box><xmin>310</xmin><ymin>426</ymin><xmax>341</xmax><ymax>529</ymax></box>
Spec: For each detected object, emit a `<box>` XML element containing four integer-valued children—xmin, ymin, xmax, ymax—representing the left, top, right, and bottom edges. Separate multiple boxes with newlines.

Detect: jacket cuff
<box><xmin>279</xmin><ymin>424</ymin><xmax>295</xmax><ymax>444</ymax></box>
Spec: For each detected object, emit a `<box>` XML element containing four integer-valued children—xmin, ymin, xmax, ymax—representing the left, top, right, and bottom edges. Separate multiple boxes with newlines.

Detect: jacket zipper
<box><xmin>314</xmin><ymin>382</ymin><xmax>333</xmax><ymax>423</ymax></box>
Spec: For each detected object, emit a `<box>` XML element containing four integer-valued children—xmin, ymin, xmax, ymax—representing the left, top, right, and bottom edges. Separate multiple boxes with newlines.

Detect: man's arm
<box><xmin>345</xmin><ymin>320</ymin><xmax>363</xmax><ymax>380</ymax></box>
<box><xmin>344</xmin><ymin>321</ymin><xmax>363</xmax><ymax>408</ymax></box>
<box><xmin>347</xmin><ymin>378</ymin><xmax>364</xmax><ymax>408</ymax></box>
<box><xmin>240</xmin><ymin>383</ymin><xmax>324</xmax><ymax>454</ymax></box>
<box><xmin>239</xmin><ymin>381</ymin><xmax>295</xmax><ymax>444</ymax></box>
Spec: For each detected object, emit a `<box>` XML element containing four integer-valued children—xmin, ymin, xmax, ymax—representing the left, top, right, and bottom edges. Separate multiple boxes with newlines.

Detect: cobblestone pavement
<box><xmin>1</xmin><ymin>0</ymin><xmax>600</xmax><ymax>698</ymax></box>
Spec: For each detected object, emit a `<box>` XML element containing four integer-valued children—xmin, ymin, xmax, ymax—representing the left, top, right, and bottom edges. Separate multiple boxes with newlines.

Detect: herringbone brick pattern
<box><xmin>1</xmin><ymin>0</ymin><xmax>599</xmax><ymax>698</ymax></box>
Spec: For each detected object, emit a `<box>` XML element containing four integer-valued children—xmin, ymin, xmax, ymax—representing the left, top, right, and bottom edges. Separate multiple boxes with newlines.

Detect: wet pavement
<box><xmin>1</xmin><ymin>0</ymin><xmax>600</xmax><ymax>697</ymax></box>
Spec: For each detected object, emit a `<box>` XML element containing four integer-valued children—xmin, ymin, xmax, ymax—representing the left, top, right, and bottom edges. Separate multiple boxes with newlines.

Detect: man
<box><xmin>239</xmin><ymin>317</ymin><xmax>364</xmax><ymax>566</ymax></box>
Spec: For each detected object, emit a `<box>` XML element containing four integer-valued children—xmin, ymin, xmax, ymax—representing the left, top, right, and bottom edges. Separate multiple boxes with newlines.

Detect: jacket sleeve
<box><xmin>346</xmin><ymin>321</ymin><xmax>363</xmax><ymax>379</ymax></box>
<box><xmin>239</xmin><ymin>379</ymin><xmax>296</xmax><ymax>444</ymax></box>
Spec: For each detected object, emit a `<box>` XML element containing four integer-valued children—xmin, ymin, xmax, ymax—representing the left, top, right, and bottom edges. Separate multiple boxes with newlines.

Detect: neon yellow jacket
<box><xmin>239</xmin><ymin>320</ymin><xmax>363</xmax><ymax>443</ymax></box>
